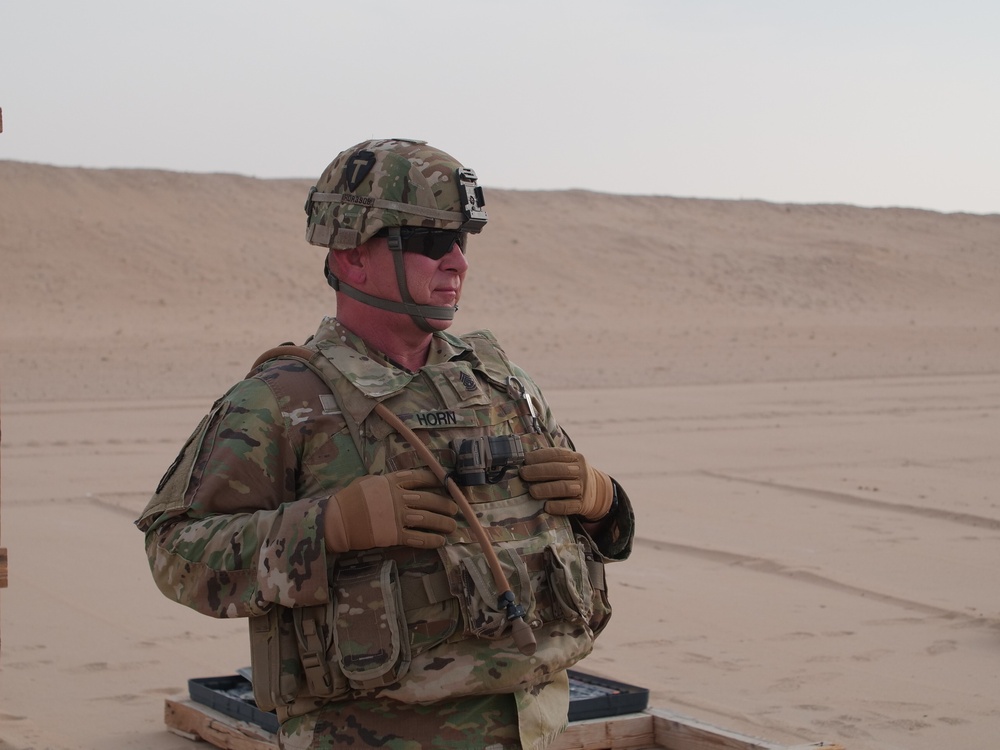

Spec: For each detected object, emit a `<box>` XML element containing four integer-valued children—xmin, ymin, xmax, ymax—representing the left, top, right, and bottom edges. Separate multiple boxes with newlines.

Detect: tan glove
<box><xmin>519</xmin><ymin>447</ymin><xmax>614</xmax><ymax>521</ymax></box>
<box><xmin>323</xmin><ymin>469</ymin><xmax>458</xmax><ymax>553</ymax></box>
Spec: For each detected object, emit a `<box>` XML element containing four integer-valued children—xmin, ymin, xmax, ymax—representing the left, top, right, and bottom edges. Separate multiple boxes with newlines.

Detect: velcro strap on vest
<box><xmin>400</xmin><ymin>570</ymin><xmax>453</xmax><ymax>612</ymax></box>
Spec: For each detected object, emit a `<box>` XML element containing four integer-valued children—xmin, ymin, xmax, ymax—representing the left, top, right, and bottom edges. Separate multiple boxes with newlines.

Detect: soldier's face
<box><xmin>366</xmin><ymin>237</ymin><xmax>469</xmax><ymax>329</ymax></box>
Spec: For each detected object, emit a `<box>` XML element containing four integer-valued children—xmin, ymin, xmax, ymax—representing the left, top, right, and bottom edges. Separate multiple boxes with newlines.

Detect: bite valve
<box><xmin>500</xmin><ymin>591</ymin><xmax>537</xmax><ymax>656</ymax></box>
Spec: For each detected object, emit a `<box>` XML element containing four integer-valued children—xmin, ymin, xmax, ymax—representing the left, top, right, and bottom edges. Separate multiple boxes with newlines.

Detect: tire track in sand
<box><xmin>634</xmin><ymin>535</ymin><xmax>1000</xmax><ymax>627</ymax></box>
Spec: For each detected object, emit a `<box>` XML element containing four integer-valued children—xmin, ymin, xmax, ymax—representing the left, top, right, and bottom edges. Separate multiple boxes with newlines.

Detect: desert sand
<box><xmin>1</xmin><ymin>160</ymin><xmax>998</xmax><ymax>750</ymax></box>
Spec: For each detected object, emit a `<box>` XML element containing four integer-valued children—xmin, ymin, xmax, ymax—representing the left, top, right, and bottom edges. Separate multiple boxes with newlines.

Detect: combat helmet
<box><xmin>305</xmin><ymin>138</ymin><xmax>487</xmax><ymax>332</ymax></box>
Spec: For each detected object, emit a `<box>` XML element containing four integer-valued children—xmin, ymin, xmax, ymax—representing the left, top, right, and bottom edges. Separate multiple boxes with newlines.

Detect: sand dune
<box><xmin>2</xmin><ymin>161</ymin><xmax>998</xmax><ymax>401</ymax></box>
<box><xmin>1</xmin><ymin>162</ymin><xmax>999</xmax><ymax>749</ymax></box>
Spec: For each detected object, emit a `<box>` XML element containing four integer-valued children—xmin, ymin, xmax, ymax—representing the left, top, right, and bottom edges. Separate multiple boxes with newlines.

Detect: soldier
<box><xmin>137</xmin><ymin>138</ymin><xmax>634</xmax><ymax>750</ymax></box>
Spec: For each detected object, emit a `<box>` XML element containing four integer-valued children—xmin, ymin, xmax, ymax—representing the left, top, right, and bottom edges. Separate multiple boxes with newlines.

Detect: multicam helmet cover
<box><xmin>306</xmin><ymin>139</ymin><xmax>487</xmax><ymax>332</ymax></box>
<box><xmin>305</xmin><ymin>138</ymin><xmax>487</xmax><ymax>250</ymax></box>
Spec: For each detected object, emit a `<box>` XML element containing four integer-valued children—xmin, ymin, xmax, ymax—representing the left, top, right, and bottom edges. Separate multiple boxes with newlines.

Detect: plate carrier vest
<box><xmin>244</xmin><ymin>331</ymin><xmax>613</xmax><ymax>718</ymax></box>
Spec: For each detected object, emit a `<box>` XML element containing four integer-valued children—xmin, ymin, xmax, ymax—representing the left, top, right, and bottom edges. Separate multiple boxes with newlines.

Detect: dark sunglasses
<box><xmin>380</xmin><ymin>227</ymin><xmax>467</xmax><ymax>260</ymax></box>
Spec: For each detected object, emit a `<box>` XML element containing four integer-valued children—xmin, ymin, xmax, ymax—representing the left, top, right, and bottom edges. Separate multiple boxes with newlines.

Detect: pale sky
<box><xmin>2</xmin><ymin>1</ymin><xmax>998</xmax><ymax>214</ymax></box>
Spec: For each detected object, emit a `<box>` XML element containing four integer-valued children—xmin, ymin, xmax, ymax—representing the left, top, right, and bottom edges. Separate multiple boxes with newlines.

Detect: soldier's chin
<box><xmin>425</xmin><ymin>314</ymin><xmax>456</xmax><ymax>331</ymax></box>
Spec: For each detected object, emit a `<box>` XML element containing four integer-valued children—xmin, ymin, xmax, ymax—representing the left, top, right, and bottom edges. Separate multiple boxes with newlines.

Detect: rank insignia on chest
<box><xmin>458</xmin><ymin>371</ymin><xmax>477</xmax><ymax>392</ymax></box>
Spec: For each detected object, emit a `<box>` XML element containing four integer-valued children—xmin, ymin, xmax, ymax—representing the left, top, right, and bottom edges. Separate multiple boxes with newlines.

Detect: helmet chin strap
<box><xmin>387</xmin><ymin>239</ymin><xmax>452</xmax><ymax>333</ymax></box>
<box><xmin>324</xmin><ymin>248</ymin><xmax>457</xmax><ymax>333</ymax></box>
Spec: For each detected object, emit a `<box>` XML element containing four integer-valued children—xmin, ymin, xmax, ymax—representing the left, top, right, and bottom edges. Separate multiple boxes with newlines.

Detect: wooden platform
<box><xmin>165</xmin><ymin>696</ymin><xmax>845</xmax><ymax>750</ymax></box>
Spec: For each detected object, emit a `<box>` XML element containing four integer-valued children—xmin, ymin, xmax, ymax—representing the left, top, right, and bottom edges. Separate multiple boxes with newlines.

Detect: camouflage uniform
<box><xmin>139</xmin><ymin>137</ymin><xmax>633</xmax><ymax>750</ymax></box>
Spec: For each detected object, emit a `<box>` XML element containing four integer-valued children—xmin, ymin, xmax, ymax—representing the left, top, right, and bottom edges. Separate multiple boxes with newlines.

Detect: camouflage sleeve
<box><xmin>142</xmin><ymin>376</ymin><xmax>333</xmax><ymax>619</ymax></box>
<box><xmin>587</xmin><ymin>478</ymin><xmax>635</xmax><ymax>562</ymax></box>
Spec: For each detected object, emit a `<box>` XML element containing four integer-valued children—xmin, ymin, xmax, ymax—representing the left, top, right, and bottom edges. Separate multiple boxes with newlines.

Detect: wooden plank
<box><xmin>551</xmin><ymin>712</ymin><xmax>656</xmax><ymax>750</ymax></box>
<box><xmin>164</xmin><ymin>698</ymin><xmax>845</xmax><ymax>750</ymax></box>
<box><xmin>166</xmin><ymin>698</ymin><xmax>276</xmax><ymax>750</ymax></box>
<box><xmin>650</xmin><ymin>708</ymin><xmax>845</xmax><ymax>750</ymax></box>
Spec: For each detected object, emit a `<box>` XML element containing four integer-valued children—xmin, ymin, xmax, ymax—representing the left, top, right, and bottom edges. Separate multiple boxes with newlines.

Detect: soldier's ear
<box><xmin>330</xmin><ymin>245</ymin><xmax>367</xmax><ymax>285</ymax></box>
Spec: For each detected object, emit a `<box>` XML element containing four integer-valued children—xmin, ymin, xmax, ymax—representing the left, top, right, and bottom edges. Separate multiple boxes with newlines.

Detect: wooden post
<box><xmin>1</xmin><ymin>404</ymin><xmax>7</xmax><ymax>588</ymax></box>
<box><xmin>1</xmin><ymin>401</ymin><xmax>7</xmax><ymax>656</ymax></box>
<box><xmin>0</xmin><ymin>401</ymin><xmax>6</xmax><ymax>586</ymax></box>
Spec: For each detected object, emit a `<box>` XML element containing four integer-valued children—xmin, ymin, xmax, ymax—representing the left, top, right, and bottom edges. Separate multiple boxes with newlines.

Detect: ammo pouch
<box><xmin>441</xmin><ymin>535</ymin><xmax>602</xmax><ymax>641</ymax></box>
<box><xmin>381</xmin><ymin>528</ymin><xmax>610</xmax><ymax>706</ymax></box>
<box><xmin>249</xmin><ymin>557</ymin><xmax>411</xmax><ymax>713</ymax></box>
<box><xmin>250</xmin><ymin>533</ymin><xmax>609</xmax><ymax>711</ymax></box>
<box><xmin>332</xmin><ymin>556</ymin><xmax>411</xmax><ymax>689</ymax></box>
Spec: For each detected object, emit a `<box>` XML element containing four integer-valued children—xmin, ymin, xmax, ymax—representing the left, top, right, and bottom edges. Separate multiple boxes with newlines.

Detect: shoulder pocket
<box><xmin>135</xmin><ymin>399</ymin><xmax>227</xmax><ymax>532</ymax></box>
